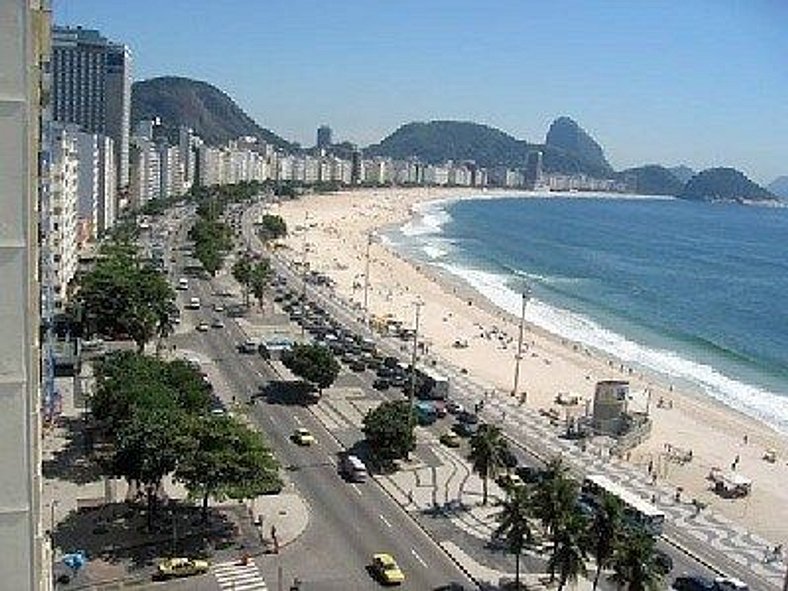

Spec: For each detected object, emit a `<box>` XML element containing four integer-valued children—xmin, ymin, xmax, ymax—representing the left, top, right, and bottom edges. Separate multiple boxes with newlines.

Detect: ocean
<box><xmin>385</xmin><ymin>194</ymin><xmax>788</xmax><ymax>433</ymax></box>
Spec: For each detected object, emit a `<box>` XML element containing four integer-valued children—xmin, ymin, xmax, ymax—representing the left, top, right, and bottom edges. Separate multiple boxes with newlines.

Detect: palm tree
<box><xmin>249</xmin><ymin>259</ymin><xmax>272</xmax><ymax>311</ymax></box>
<box><xmin>589</xmin><ymin>492</ymin><xmax>624</xmax><ymax>589</ymax></box>
<box><xmin>549</xmin><ymin>508</ymin><xmax>589</xmax><ymax>591</ymax></box>
<box><xmin>232</xmin><ymin>255</ymin><xmax>253</xmax><ymax>307</ymax></box>
<box><xmin>531</xmin><ymin>457</ymin><xmax>579</xmax><ymax>581</ymax></box>
<box><xmin>609</xmin><ymin>529</ymin><xmax>664</xmax><ymax>591</ymax></box>
<box><xmin>468</xmin><ymin>424</ymin><xmax>508</xmax><ymax>505</ymax></box>
<box><xmin>494</xmin><ymin>484</ymin><xmax>534</xmax><ymax>589</ymax></box>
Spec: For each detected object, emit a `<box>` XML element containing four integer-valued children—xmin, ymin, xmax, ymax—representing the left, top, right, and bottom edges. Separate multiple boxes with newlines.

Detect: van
<box><xmin>340</xmin><ymin>454</ymin><xmax>368</xmax><ymax>482</ymax></box>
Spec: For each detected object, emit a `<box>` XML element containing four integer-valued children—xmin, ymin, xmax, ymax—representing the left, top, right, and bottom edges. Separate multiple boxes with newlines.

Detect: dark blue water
<box><xmin>393</xmin><ymin>196</ymin><xmax>788</xmax><ymax>431</ymax></box>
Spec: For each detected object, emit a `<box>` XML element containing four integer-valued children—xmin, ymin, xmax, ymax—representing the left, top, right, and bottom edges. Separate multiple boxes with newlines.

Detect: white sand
<box><xmin>269</xmin><ymin>187</ymin><xmax>788</xmax><ymax>544</ymax></box>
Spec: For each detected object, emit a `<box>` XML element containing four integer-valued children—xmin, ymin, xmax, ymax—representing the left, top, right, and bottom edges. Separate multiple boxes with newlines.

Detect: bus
<box><xmin>415</xmin><ymin>367</ymin><xmax>450</xmax><ymax>401</ymax></box>
<box><xmin>582</xmin><ymin>473</ymin><xmax>665</xmax><ymax>536</ymax></box>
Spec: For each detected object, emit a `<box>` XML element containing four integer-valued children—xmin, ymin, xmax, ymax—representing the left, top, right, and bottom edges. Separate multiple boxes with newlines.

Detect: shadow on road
<box><xmin>53</xmin><ymin>501</ymin><xmax>239</xmax><ymax>571</ymax></box>
<box><xmin>256</xmin><ymin>380</ymin><xmax>319</xmax><ymax>406</ymax></box>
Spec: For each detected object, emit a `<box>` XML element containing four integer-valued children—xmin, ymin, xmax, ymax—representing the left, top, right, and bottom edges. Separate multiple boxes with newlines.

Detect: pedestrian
<box><xmin>743</xmin><ymin>434</ymin><xmax>749</xmax><ymax>445</ymax></box>
<box><xmin>647</xmin><ymin>459</ymin><xmax>654</xmax><ymax>475</ymax></box>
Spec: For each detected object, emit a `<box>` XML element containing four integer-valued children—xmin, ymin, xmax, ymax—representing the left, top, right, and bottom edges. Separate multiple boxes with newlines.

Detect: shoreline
<box><xmin>269</xmin><ymin>187</ymin><xmax>788</xmax><ymax>543</ymax></box>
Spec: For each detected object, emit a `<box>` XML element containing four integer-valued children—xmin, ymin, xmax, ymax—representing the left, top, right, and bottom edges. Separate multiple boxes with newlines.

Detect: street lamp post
<box><xmin>408</xmin><ymin>300</ymin><xmax>424</xmax><ymax>405</ymax></box>
<box><xmin>511</xmin><ymin>286</ymin><xmax>530</xmax><ymax>401</ymax></box>
<box><xmin>363</xmin><ymin>232</ymin><xmax>373</xmax><ymax>324</ymax></box>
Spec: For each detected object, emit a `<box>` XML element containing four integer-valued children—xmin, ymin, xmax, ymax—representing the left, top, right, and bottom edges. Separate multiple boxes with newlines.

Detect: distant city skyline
<box><xmin>53</xmin><ymin>0</ymin><xmax>788</xmax><ymax>184</ymax></box>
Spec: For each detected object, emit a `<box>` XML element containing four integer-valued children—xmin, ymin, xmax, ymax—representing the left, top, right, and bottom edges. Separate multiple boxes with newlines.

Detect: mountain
<box><xmin>131</xmin><ymin>76</ymin><xmax>295</xmax><ymax>150</ymax></box>
<box><xmin>668</xmin><ymin>165</ymin><xmax>695</xmax><ymax>184</ymax></box>
<box><xmin>679</xmin><ymin>167</ymin><xmax>777</xmax><ymax>202</ymax></box>
<box><xmin>616</xmin><ymin>165</ymin><xmax>684</xmax><ymax>196</ymax></box>
<box><xmin>365</xmin><ymin>119</ymin><xmax>612</xmax><ymax>177</ymax></box>
<box><xmin>767</xmin><ymin>176</ymin><xmax>788</xmax><ymax>200</ymax></box>
<box><xmin>545</xmin><ymin>116</ymin><xmax>612</xmax><ymax>175</ymax></box>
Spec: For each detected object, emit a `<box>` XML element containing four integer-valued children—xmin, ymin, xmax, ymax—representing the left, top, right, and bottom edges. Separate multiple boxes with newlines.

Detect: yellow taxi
<box><xmin>372</xmin><ymin>553</ymin><xmax>405</xmax><ymax>585</ymax></box>
<box><xmin>156</xmin><ymin>557</ymin><xmax>209</xmax><ymax>579</ymax></box>
<box><xmin>292</xmin><ymin>427</ymin><xmax>316</xmax><ymax>446</ymax></box>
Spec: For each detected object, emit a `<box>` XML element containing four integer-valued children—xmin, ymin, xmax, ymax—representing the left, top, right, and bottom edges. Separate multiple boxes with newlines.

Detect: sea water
<box><xmin>387</xmin><ymin>195</ymin><xmax>788</xmax><ymax>433</ymax></box>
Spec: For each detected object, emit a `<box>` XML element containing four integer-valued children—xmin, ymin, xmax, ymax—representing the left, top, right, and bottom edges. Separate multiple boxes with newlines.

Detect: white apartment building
<box><xmin>158</xmin><ymin>144</ymin><xmax>183</xmax><ymax>199</ymax></box>
<box><xmin>71</xmin><ymin>128</ymin><xmax>116</xmax><ymax>241</ymax></box>
<box><xmin>128</xmin><ymin>135</ymin><xmax>160</xmax><ymax>206</ymax></box>
<box><xmin>364</xmin><ymin>158</ymin><xmax>390</xmax><ymax>184</ymax></box>
<box><xmin>0</xmin><ymin>2</ymin><xmax>51</xmax><ymax>588</ymax></box>
<box><xmin>50</xmin><ymin>126</ymin><xmax>79</xmax><ymax>308</ymax></box>
<box><xmin>423</xmin><ymin>164</ymin><xmax>449</xmax><ymax>186</ymax></box>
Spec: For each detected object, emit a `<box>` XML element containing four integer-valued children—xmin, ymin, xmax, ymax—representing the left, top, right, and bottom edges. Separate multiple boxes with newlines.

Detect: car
<box><xmin>714</xmin><ymin>578</ymin><xmax>748</xmax><ymax>591</ymax></box>
<box><xmin>211</xmin><ymin>318</ymin><xmax>225</xmax><ymax>328</ymax></box>
<box><xmin>196</xmin><ymin>322</ymin><xmax>209</xmax><ymax>332</ymax></box>
<box><xmin>452</xmin><ymin>421</ymin><xmax>480</xmax><ymax>438</ymax></box>
<box><xmin>371</xmin><ymin>553</ymin><xmax>405</xmax><ymax>585</ymax></box>
<box><xmin>654</xmin><ymin>548</ymin><xmax>674</xmax><ymax>575</ymax></box>
<box><xmin>372</xmin><ymin>378</ymin><xmax>390</xmax><ymax>390</ymax></box>
<box><xmin>673</xmin><ymin>576</ymin><xmax>716</xmax><ymax>591</ymax></box>
<box><xmin>501</xmin><ymin>448</ymin><xmax>518</xmax><ymax>469</ymax></box>
<box><xmin>515</xmin><ymin>465</ymin><xmax>547</xmax><ymax>484</ymax></box>
<box><xmin>238</xmin><ymin>340</ymin><xmax>259</xmax><ymax>354</ymax></box>
<box><xmin>156</xmin><ymin>557</ymin><xmax>209</xmax><ymax>579</ymax></box>
<box><xmin>446</xmin><ymin>400</ymin><xmax>464</xmax><ymax>414</ymax></box>
<box><xmin>440</xmin><ymin>431</ymin><xmax>461</xmax><ymax>448</ymax></box>
<box><xmin>292</xmin><ymin>427</ymin><xmax>316</xmax><ymax>446</ymax></box>
<box><xmin>456</xmin><ymin>410</ymin><xmax>479</xmax><ymax>424</ymax></box>
<box><xmin>213</xmin><ymin>303</ymin><xmax>225</xmax><ymax>312</ymax></box>
<box><xmin>497</xmin><ymin>472</ymin><xmax>525</xmax><ymax>490</ymax></box>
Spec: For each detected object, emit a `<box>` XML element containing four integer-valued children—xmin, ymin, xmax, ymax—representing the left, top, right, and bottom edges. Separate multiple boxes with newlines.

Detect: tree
<box><xmin>531</xmin><ymin>457</ymin><xmax>579</xmax><ymax>581</ymax></box>
<box><xmin>468</xmin><ymin>424</ymin><xmax>509</xmax><ymax>505</ymax></box>
<box><xmin>249</xmin><ymin>259</ymin><xmax>272</xmax><ymax>310</ymax></box>
<box><xmin>548</xmin><ymin>509</ymin><xmax>589</xmax><ymax>591</ymax></box>
<box><xmin>112</xmin><ymin>405</ymin><xmax>186</xmax><ymax>529</ymax></box>
<box><xmin>78</xmin><ymin>248</ymin><xmax>176</xmax><ymax>352</ymax></box>
<box><xmin>280</xmin><ymin>343</ymin><xmax>340</xmax><ymax>390</ymax></box>
<box><xmin>176</xmin><ymin>414</ymin><xmax>281</xmax><ymax>522</ymax></box>
<box><xmin>608</xmin><ymin>529</ymin><xmax>664</xmax><ymax>591</ymax></box>
<box><xmin>232</xmin><ymin>255</ymin><xmax>253</xmax><ymax>306</ymax></box>
<box><xmin>494</xmin><ymin>484</ymin><xmax>534</xmax><ymax>589</ymax></box>
<box><xmin>589</xmin><ymin>492</ymin><xmax>624</xmax><ymax>589</ymax></box>
<box><xmin>258</xmin><ymin>214</ymin><xmax>287</xmax><ymax>242</ymax></box>
<box><xmin>362</xmin><ymin>400</ymin><xmax>416</xmax><ymax>467</ymax></box>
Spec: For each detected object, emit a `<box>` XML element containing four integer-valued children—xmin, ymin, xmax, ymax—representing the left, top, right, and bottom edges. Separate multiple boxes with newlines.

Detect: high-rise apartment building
<box><xmin>50</xmin><ymin>126</ymin><xmax>80</xmax><ymax>307</ymax></box>
<box><xmin>71</xmin><ymin>127</ymin><xmax>116</xmax><ymax>241</ymax></box>
<box><xmin>51</xmin><ymin>26</ymin><xmax>132</xmax><ymax>189</ymax></box>
<box><xmin>0</xmin><ymin>1</ymin><xmax>52</xmax><ymax>589</ymax></box>
<box><xmin>316</xmin><ymin>125</ymin><xmax>332</xmax><ymax>149</ymax></box>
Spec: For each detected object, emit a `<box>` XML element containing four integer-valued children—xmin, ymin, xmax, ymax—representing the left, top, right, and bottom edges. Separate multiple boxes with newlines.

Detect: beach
<box><xmin>268</xmin><ymin>187</ymin><xmax>788</xmax><ymax>544</ymax></box>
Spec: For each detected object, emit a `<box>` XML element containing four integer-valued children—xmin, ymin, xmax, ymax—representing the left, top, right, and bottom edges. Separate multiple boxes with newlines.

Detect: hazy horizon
<box><xmin>54</xmin><ymin>0</ymin><xmax>788</xmax><ymax>185</ymax></box>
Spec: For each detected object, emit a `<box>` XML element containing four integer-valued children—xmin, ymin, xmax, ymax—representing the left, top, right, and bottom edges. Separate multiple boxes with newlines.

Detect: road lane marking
<box><xmin>326</xmin><ymin>456</ymin><xmax>337</xmax><ymax>467</ymax></box>
<box><xmin>351</xmin><ymin>483</ymin><xmax>363</xmax><ymax>496</ymax></box>
<box><xmin>293</xmin><ymin>415</ymin><xmax>302</xmax><ymax>425</ymax></box>
<box><xmin>410</xmin><ymin>547</ymin><xmax>428</xmax><ymax>567</ymax></box>
<box><xmin>379</xmin><ymin>514</ymin><xmax>392</xmax><ymax>528</ymax></box>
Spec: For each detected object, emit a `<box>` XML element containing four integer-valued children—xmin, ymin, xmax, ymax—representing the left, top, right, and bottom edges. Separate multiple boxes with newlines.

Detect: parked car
<box><xmin>372</xmin><ymin>378</ymin><xmax>391</xmax><ymax>391</ymax></box>
<box><xmin>654</xmin><ymin>548</ymin><xmax>674</xmax><ymax>575</ymax></box>
<box><xmin>440</xmin><ymin>431</ymin><xmax>462</xmax><ymax>448</ymax></box>
<box><xmin>673</xmin><ymin>576</ymin><xmax>716</xmax><ymax>591</ymax></box>
<box><xmin>196</xmin><ymin>322</ymin><xmax>209</xmax><ymax>332</ymax></box>
<box><xmin>714</xmin><ymin>578</ymin><xmax>748</xmax><ymax>591</ymax></box>
<box><xmin>446</xmin><ymin>400</ymin><xmax>464</xmax><ymax>414</ymax></box>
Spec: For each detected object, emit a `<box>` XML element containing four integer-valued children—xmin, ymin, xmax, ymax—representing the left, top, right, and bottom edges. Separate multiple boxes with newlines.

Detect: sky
<box><xmin>54</xmin><ymin>0</ymin><xmax>788</xmax><ymax>184</ymax></box>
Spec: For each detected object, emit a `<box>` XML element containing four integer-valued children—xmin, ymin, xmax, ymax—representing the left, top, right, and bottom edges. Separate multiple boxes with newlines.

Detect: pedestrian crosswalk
<box><xmin>213</xmin><ymin>559</ymin><xmax>268</xmax><ymax>590</ymax></box>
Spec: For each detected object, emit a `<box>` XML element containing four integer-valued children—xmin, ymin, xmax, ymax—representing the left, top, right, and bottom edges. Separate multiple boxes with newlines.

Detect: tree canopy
<box><xmin>281</xmin><ymin>343</ymin><xmax>340</xmax><ymax>390</ymax></box>
<box><xmin>78</xmin><ymin>245</ymin><xmax>176</xmax><ymax>352</ymax></box>
<box><xmin>362</xmin><ymin>400</ymin><xmax>416</xmax><ymax>467</ymax></box>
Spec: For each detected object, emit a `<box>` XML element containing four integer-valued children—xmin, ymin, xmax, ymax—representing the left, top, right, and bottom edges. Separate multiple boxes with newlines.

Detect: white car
<box><xmin>196</xmin><ymin>322</ymin><xmax>209</xmax><ymax>332</ymax></box>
